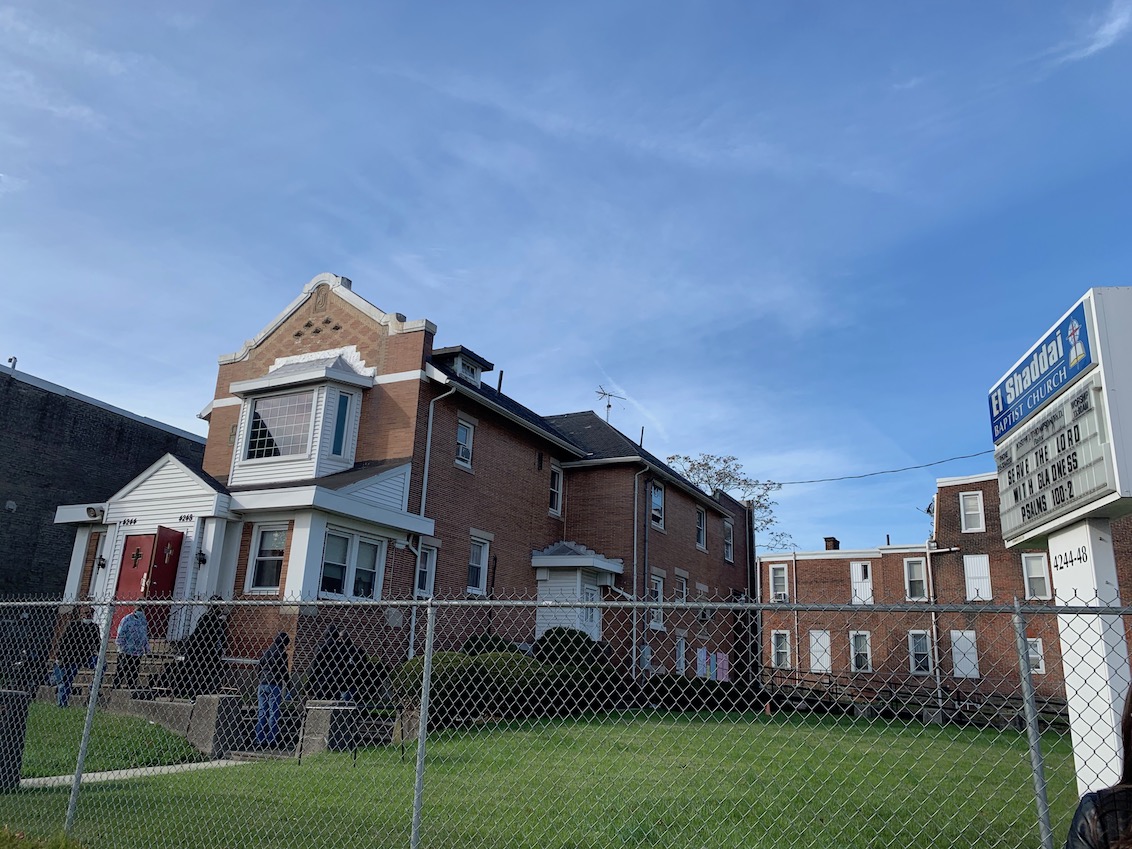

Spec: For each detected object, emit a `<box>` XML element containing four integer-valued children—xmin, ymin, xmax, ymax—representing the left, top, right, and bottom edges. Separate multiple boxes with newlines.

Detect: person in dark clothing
<box><xmin>55</xmin><ymin>609</ymin><xmax>100</xmax><ymax>708</ymax></box>
<box><xmin>307</xmin><ymin>627</ymin><xmax>366</xmax><ymax>702</ymax></box>
<box><xmin>153</xmin><ymin>600</ymin><xmax>230</xmax><ymax>699</ymax></box>
<box><xmin>1066</xmin><ymin>684</ymin><xmax>1132</xmax><ymax>849</ymax></box>
<box><xmin>254</xmin><ymin>632</ymin><xmax>290</xmax><ymax>747</ymax></box>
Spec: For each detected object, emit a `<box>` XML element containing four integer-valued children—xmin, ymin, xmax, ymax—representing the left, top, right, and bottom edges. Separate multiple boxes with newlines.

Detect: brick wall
<box><xmin>0</xmin><ymin>371</ymin><xmax>205</xmax><ymax>598</ymax></box>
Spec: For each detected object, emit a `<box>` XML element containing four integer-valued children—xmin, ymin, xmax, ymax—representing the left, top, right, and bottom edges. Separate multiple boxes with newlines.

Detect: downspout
<box><xmin>405</xmin><ymin>536</ymin><xmax>422</xmax><ymax>659</ymax></box>
<box><xmin>926</xmin><ymin>541</ymin><xmax>944</xmax><ymax>716</ymax></box>
<box><xmin>420</xmin><ymin>385</ymin><xmax>458</xmax><ymax>518</ymax></box>
<box><xmin>410</xmin><ymin>383</ymin><xmax>455</xmax><ymax>661</ymax></box>
<box><xmin>792</xmin><ymin>549</ymin><xmax>799</xmax><ymax>686</ymax></box>
<box><xmin>746</xmin><ymin>499</ymin><xmax>761</xmax><ymax>688</ymax></box>
<box><xmin>631</xmin><ymin>465</ymin><xmax>647</xmax><ymax>680</ymax></box>
<box><xmin>642</xmin><ymin>476</ymin><xmax>652</xmax><ymax>677</ymax></box>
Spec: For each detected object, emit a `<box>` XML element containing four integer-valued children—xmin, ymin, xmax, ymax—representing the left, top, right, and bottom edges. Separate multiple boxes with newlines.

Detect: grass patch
<box><xmin>0</xmin><ymin>829</ymin><xmax>82</xmax><ymax>849</ymax></box>
<box><xmin>0</xmin><ymin>711</ymin><xmax>1080</xmax><ymax>849</ymax></box>
<box><xmin>19</xmin><ymin>704</ymin><xmax>205</xmax><ymax>779</ymax></box>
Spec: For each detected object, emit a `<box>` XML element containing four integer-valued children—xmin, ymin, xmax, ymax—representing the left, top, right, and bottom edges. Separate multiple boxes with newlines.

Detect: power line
<box><xmin>777</xmin><ymin>449</ymin><xmax>995</xmax><ymax>486</ymax></box>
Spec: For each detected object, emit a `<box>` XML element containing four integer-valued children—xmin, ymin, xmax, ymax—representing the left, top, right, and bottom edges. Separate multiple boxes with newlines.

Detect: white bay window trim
<box><xmin>318</xmin><ymin>527</ymin><xmax>387</xmax><ymax>600</ymax></box>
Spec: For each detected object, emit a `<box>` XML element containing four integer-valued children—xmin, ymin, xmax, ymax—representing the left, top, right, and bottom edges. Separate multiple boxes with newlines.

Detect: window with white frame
<box><xmin>247</xmin><ymin>525</ymin><xmax>287</xmax><ymax>592</ymax></box>
<box><xmin>960</xmin><ymin>491</ymin><xmax>986</xmax><ymax>533</ymax></box>
<box><xmin>649</xmin><ymin>575</ymin><xmax>664</xmax><ymax>628</ymax></box>
<box><xmin>1027</xmin><ymin>638</ymin><xmax>1046</xmax><ymax>674</ymax></box>
<box><xmin>549</xmin><ymin>464</ymin><xmax>563</xmax><ymax>516</ymax></box>
<box><xmin>723</xmin><ymin>521</ymin><xmax>734</xmax><ymax>562</ymax></box>
<box><xmin>415</xmin><ymin>546</ymin><xmax>437</xmax><ymax>598</ymax></box>
<box><xmin>467</xmin><ymin>537</ymin><xmax>489</xmax><ymax>594</ymax></box>
<box><xmin>850</xmin><ymin>562</ymin><xmax>873</xmax><ymax>604</ymax></box>
<box><xmin>319</xmin><ymin>529</ymin><xmax>385</xmax><ymax>600</ymax></box>
<box><xmin>695</xmin><ymin>508</ymin><xmax>707</xmax><ymax>549</ymax></box>
<box><xmin>964</xmin><ymin>554</ymin><xmax>992</xmax><ymax>601</ymax></box>
<box><xmin>675</xmin><ymin>636</ymin><xmax>687</xmax><ymax>675</ymax></box>
<box><xmin>770</xmin><ymin>564</ymin><xmax>788</xmax><ymax>602</ymax></box>
<box><xmin>909</xmin><ymin>631</ymin><xmax>932</xmax><ymax>675</ymax></box>
<box><xmin>772</xmin><ymin>631</ymin><xmax>791</xmax><ymax>669</ymax></box>
<box><xmin>457</xmin><ymin>358</ymin><xmax>480</xmax><ymax>384</ymax></box>
<box><xmin>905</xmin><ymin>558</ymin><xmax>928</xmax><ymax>601</ymax></box>
<box><xmin>1023</xmin><ymin>553</ymin><xmax>1051</xmax><ymax>600</ymax></box>
<box><xmin>675</xmin><ymin>575</ymin><xmax>688</xmax><ymax>602</ymax></box>
<box><xmin>850</xmin><ymin>631</ymin><xmax>872</xmax><ymax>672</ymax></box>
<box><xmin>650</xmin><ymin>483</ymin><xmax>665</xmax><ymax>528</ymax></box>
<box><xmin>456</xmin><ymin>420</ymin><xmax>474</xmax><ymax>467</ymax></box>
<box><xmin>245</xmin><ymin>391</ymin><xmax>315</xmax><ymax>459</ymax></box>
<box><xmin>329</xmin><ymin>391</ymin><xmax>354</xmax><ymax>458</ymax></box>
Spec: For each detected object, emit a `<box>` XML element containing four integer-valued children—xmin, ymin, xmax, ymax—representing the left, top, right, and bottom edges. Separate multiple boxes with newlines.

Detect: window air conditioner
<box><xmin>696</xmin><ymin>606</ymin><xmax>712</xmax><ymax>622</ymax></box>
<box><xmin>772</xmin><ymin>592</ymin><xmax>789</xmax><ymax>603</ymax></box>
<box><xmin>457</xmin><ymin>445</ymin><xmax>471</xmax><ymax>462</ymax></box>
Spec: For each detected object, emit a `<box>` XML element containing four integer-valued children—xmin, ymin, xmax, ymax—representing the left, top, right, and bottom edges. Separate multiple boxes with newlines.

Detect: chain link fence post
<box><xmin>64</xmin><ymin>599</ymin><xmax>114</xmax><ymax>836</ymax></box>
<box><xmin>410</xmin><ymin>599</ymin><xmax>437</xmax><ymax>849</ymax></box>
<box><xmin>1012</xmin><ymin>598</ymin><xmax>1053</xmax><ymax>849</ymax></box>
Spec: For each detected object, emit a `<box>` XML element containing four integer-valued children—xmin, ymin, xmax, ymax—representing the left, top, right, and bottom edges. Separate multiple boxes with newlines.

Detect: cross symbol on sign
<box><xmin>163</xmin><ymin>543</ymin><xmax>174</xmax><ymax>564</ymax></box>
<box><xmin>130</xmin><ymin>548</ymin><xmax>143</xmax><ymax>568</ymax></box>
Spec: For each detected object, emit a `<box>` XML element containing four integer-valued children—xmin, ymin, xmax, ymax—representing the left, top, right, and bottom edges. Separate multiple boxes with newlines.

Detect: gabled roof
<box><xmin>532</xmin><ymin>540</ymin><xmax>623</xmax><ymax>575</ymax></box>
<box><xmin>547</xmin><ymin>411</ymin><xmax>732</xmax><ymax>515</ymax></box>
<box><xmin>426</xmin><ymin>360</ymin><xmax>585</xmax><ymax>458</ymax></box>
<box><xmin>218</xmin><ymin>273</ymin><xmax>436</xmax><ymax>365</ymax></box>
<box><xmin>432</xmin><ymin>345</ymin><xmax>494</xmax><ymax>371</ymax></box>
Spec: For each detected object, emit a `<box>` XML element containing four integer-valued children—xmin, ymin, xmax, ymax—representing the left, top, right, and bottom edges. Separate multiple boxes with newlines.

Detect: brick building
<box><xmin>0</xmin><ymin>368</ymin><xmax>204</xmax><ymax>598</ymax></box>
<box><xmin>54</xmin><ymin>273</ymin><xmax>750</xmax><ymax>676</ymax></box>
<box><xmin>757</xmin><ymin>472</ymin><xmax>1070</xmax><ymax>712</ymax></box>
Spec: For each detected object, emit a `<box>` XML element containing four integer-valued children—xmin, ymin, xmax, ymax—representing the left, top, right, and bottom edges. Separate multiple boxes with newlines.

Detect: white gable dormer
<box><xmin>455</xmin><ymin>355</ymin><xmax>481</xmax><ymax>387</ymax></box>
<box><xmin>227</xmin><ymin>347</ymin><xmax>374</xmax><ymax>487</ymax></box>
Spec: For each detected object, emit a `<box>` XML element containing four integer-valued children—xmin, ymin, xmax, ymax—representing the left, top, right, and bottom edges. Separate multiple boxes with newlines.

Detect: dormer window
<box><xmin>246</xmin><ymin>390</ymin><xmax>315</xmax><ymax>459</ymax></box>
<box><xmin>456</xmin><ymin>357</ymin><xmax>481</xmax><ymax>385</ymax></box>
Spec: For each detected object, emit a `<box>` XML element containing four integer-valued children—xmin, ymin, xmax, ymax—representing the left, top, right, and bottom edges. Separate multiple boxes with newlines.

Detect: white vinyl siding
<box><xmin>346</xmin><ymin>466</ymin><xmax>411</xmax><ymax>511</ymax></box>
<box><xmin>960</xmin><ymin>491</ymin><xmax>986</xmax><ymax>533</ymax></box>
<box><xmin>1023</xmin><ymin>553</ymin><xmax>1052</xmax><ymax>600</ymax></box>
<box><xmin>951</xmin><ymin>630</ymin><xmax>980</xmax><ymax>678</ymax></box>
<box><xmin>964</xmin><ymin>554</ymin><xmax>992</xmax><ymax>601</ymax></box>
<box><xmin>809</xmin><ymin>630</ymin><xmax>831</xmax><ymax>673</ymax></box>
<box><xmin>534</xmin><ymin>570</ymin><xmax>603</xmax><ymax>641</ymax></box>
<box><xmin>904</xmin><ymin>558</ymin><xmax>928</xmax><ymax>601</ymax></box>
<box><xmin>850</xmin><ymin>562</ymin><xmax>873</xmax><ymax>605</ymax></box>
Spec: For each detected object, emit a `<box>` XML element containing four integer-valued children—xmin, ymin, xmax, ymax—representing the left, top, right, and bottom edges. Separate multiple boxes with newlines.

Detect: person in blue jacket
<box><xmin>254</xmin><ymin>632</ymin><xmax>291</xmax><ymax>747</ymax></box>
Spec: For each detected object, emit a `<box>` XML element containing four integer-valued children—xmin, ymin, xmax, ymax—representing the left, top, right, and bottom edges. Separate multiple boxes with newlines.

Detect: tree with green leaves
<box><xmin>666</xmin><ymin>453</ymin><xmax>793</xmax><ymax>552</ymax></box>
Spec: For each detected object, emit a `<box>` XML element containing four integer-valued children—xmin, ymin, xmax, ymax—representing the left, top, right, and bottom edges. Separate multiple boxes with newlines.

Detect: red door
<box><xmin>110</xmin><ymin>528</ymin><xmax>183</xmax><ymax>637</ymax></box>
<box><xmin>147</xmin><ymin>526</ymin><xmax>184</xmax><ymax>636</ymax></box>
<box><xmin>112</xmin><ymin>534</ymin><xmax>155</xmax><ymax>636</ymax></box>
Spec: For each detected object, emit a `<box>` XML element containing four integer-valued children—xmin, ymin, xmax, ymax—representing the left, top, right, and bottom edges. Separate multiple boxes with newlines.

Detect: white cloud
<box><xmin>0</xmin><ymin>8</ymin><xmax>134</xmax><ymax>76</ymax></box>
<box><xmin>1054</xmin><ymin>0</ymin><xmax>1132</xmax><ymax>63</ymax></box>
<box><xmin>0</xmin><ymin>69</ymin><xmax>102</xmax><ymax>125</ymax></box>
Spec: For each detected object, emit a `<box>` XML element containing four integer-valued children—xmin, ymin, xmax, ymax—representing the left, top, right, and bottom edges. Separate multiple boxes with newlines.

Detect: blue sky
<box><xmin>3</xmin><ymin>1</ymin><xmax>1131</xmax><ymax>551</ymax></box>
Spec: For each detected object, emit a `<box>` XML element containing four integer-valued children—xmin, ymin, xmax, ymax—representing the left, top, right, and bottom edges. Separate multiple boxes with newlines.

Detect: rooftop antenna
<box><xmin>595</xmin><ymin>385</ymin><xmax>625</xmax><ymax>423</ymax></box>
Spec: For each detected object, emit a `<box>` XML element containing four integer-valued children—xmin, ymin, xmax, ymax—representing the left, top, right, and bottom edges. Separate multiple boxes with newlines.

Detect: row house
<box><xmin>53</xmin><ymin>273</ymin><xmax>750</xmax><ymax>678</ymax></box>
<box><xmin>757</xmin><ymin>472</ymin><xmax>1067</xmax><ymax>709</ymax></box>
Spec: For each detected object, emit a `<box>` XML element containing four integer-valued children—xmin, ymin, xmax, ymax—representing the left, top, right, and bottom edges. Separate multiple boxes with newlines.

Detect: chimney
<box><xmin>824</xmin><ymin>536</ymin><xmax>840</xmax><ymax>551</ymax></box>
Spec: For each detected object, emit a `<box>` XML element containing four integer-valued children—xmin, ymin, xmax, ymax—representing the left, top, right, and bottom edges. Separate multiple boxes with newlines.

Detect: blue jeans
<box><xmin>56</xmin><ymin>663</ymin><xmax>78</xmax><ymax>707</ymax></box>
<box><xmin>254</xmin><ymin>683</ymin><xmax>282</xmax><ymax>744</ymax></box>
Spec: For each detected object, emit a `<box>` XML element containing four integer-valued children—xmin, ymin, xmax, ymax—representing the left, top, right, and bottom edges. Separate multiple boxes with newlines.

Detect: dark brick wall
<box><xmin>0</xmin><ymin>372</ymin><xmax>205</xmax><ymax>597</ymax></box>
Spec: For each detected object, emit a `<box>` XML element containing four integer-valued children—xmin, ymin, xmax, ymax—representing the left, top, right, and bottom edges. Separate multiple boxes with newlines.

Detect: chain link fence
<box><xmin>0</xmin><ymin>595</ymin><xmax>1123</xmax><ymax>848</ymax></box>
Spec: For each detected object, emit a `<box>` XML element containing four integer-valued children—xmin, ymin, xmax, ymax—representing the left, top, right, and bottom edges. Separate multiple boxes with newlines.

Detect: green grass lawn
<box><xmin>17</xmin><ymin>703</ymin><xmax>205</xmax><ymax>779</ymax></box>
<box><xmin>0</xmin><ymin>710</ymin><xmax>1079</xmax><ymax>849</ymax></box>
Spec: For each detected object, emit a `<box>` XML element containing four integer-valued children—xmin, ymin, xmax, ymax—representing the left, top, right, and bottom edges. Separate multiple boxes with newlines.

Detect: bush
<box><xmin>532</xmin><ymin>627</ymin><xmax>607</xmax><ymax>666</ymax></box>
<box><xmin>460</xmin><ymin>632</ymin><xmax>521</xmax><ymax>656</ymax></box>
<box><xmin>389</xmin><ymin>650</ymin><xmax>628</xmax><ymax>727</ymax></box>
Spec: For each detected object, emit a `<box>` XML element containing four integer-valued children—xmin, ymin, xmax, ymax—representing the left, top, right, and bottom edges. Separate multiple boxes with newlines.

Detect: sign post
<box><xmin>989</xmin><ymin>288</ymin><xmax>1132</xmax><ymax>796</ymax></box>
